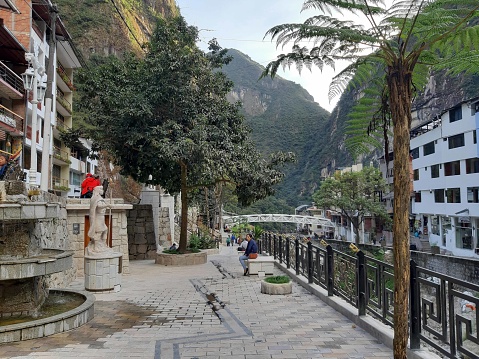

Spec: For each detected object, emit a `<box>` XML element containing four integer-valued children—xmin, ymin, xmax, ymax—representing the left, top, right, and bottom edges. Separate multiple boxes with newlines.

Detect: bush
<box><xmin>264</xmin><ymin>275</ymin><xmax>290</xmax><ymax>284</ymax></box>
<box><xmin>163</xmin><ymin>248</ymin><xmax>200</xmax><ymax>254</ymax></box>
<box><xmin>188</xmin><ymin>233</ymin><xmax>216</xmax><ymax>250</ymax></box>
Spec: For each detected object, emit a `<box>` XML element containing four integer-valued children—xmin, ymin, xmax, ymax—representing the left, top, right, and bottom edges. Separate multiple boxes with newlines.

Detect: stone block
<box><xmin>44</xmin><ymin>319</ymin><xmax>63</xmax><ymax>336</ymax></box>
<box><xmin>21</xmin><ymin>324</ymin><xmax>45</xmax><ymax>340</ymax></box>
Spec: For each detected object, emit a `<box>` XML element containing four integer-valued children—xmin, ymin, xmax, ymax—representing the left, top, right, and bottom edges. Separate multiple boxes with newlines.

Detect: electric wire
<box><xmin>107</xmin><ymin>0</ymin><xmax>146</xmax><ymax>52</ymax></box>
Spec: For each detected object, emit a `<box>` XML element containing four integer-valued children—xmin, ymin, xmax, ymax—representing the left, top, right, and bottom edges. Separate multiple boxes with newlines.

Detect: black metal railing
<box><xmin>258</xmin><ymin>233</ymin><xmax>479</xmax><ymax>359</ymax></box>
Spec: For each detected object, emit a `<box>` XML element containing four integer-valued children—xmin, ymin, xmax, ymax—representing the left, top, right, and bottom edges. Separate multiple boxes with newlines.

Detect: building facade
<box><xmin>411</xmin><ymin>97</ymin><xmax>479</xmax><ymax>257</ymax></box>
<box><xmin>0</xmin><ymin>0</ymin><xmax>97</xmax><ymax>196</ymax></box>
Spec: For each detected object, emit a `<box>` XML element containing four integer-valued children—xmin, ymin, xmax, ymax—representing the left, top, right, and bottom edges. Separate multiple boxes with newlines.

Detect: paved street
<box><xmin>0</xmin><ymin>245</ymin><xmax>393</xmax><ymax>359</ymax></box>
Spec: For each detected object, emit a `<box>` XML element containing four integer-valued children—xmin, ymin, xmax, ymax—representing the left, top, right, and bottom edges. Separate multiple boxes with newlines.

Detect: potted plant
<box><xmin>261</xmin><ymin>275</ymin><xmax>292</xmax><ymax>295</ymax></box>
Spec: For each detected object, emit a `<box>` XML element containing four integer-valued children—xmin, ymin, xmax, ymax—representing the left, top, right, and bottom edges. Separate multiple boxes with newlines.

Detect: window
<box><xmin>448</xmin><ymin>133</ymin><xmax>465</xmax><ymax>149</ymax></box>
<box><xmin>444</xmin><ymin>160</ymin><xmax>461</xmax><ymax>176</ymax></box>
<box><xmin>446</xmin><ymin>188</ymin><xmax>461</xmax><ymax>203</ymax></box>
<box><xmin>467</xmin><ymin>187</ymin><xmax>479</xmax><ymax>203</ymax></box>
<box><xmin>414</xmin><ymin>191</ymin><xmax>421</xmax><ymax>203</ymax></box>
<box><xmin>423</xmin><ymin>141</ymin><xmax>435</xmax><ymax>156</ymax></box>
<box><xmin>434</xmin><ymin>189</ymin><xmax>445</xmax><ymax>203</ymax></box>
<box><xmin>413</xmin><ymin>169</ymin><xmax>419</xmax><ymax>181</ymax></box>
<box><xmin>449</xmin><ymin>106</ymin><xmax>462</xmax><ymax>123</ymax></box>
<box><xmin>474</xmin><ymin>130</ymin><xmax>477</xmax><ymax>144</ymax></box>
<box><xmin>466</xmin><ymin>158</ymin><xmax>479</xmax><ymax>174</ymax></box>
<box><xmin>411</xmin><ymin>147</ymin><xmax>419</xmax><ymax>159</ymax></box>
<box><xmin>431</xmin><ymin>164</ymin><xmax>440</xmax><ymax>178</ymax></box>
<box><xmin>431</xmin><ymin>216</ymin><xmax>439</xmax><ymax>235</ymax></box>
<box><xmin>456</xmin><ymin>220</ymin><xmax>472</xmax><ymax>250</ymax></box>
<box><xmin>70</xmin><ymin>171</ymin><xmax>81</xmax><ymax>186</ymax></box>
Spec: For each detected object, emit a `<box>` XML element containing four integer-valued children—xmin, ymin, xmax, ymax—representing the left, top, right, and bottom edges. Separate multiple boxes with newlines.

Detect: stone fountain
<box><xmin>0</xmin><ymin>181</ymin><xmax>94</xmax><ymax>343</ymax></box>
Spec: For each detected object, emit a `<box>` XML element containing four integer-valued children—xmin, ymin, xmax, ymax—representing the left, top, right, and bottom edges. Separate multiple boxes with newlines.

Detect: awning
<box><xmin>0</xmin><ymin>0</ymin><xmax>19</xmax><ymax>13</ymax></box>
<box><xmin>0</xmin><ymin>19</ymin><xmax>27</xmax><ymax>63</ymax></box>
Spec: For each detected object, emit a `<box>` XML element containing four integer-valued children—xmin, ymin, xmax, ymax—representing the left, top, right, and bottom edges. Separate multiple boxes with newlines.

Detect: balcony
<box><xmin>56</xmin><ymin>63</ymin><xmax>74</xmax><ymax>92</ymax></box>
<box><xmin>0</xmin><ymin>61</ymin><xmax>24</xmax><ymax>100</ymax></box>
<box><xmin>52</xmin><ymin>145</ymin><xmax>71</xmax><ymax>165</ymax></box>
<box><xmin>0</xmin><ymin>104</ymin><xmax>24</xmax><ymax>136</ymax></box>
<box><xmin>52</xmin><ymin>176</ymin><xmax>69</xmax><ymax>192</ymax></box>
<box><xmin>56</xmin><ymin>89</ymin><xmax>72</xmax><ymax>116</ymax></box>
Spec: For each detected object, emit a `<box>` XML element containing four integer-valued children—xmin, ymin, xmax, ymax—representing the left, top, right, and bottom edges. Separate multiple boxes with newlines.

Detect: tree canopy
<box><xmin>261</xmin><ymin>1</ymin><xmax>479</xmax><ymax>357</ymax></box>
<box><xmin>77</xmin><ymin>16</ymin><xmax>294</xmax><ymax>252</ymax></box>
<box><xmin>313</xmin><ymin>166</ymin><xmax>389</xmax><ymax>244</ymax></box>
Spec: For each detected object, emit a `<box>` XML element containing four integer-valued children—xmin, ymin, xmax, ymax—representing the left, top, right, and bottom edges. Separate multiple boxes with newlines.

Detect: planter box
<box><xmin>261</xmin><ymin>280</ymin><xmax>292</xmax><ymax>295</ymax></box>
<box><xmin>155</xmin><ymin>251</ymin><xmax>207</xmax><ymax>266</ymax></box>
<box><xmin>431</xmin><ymin>246</ymin><xmax>440</xmax><ymax>254</ymax></box>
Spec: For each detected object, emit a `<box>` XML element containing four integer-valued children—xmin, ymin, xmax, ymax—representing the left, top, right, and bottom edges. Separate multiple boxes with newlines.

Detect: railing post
<box><xmin>326</xmin><ymin>245</ymin><xmax>334</xmax><ymax>296</ymax></box>
<box><xmin>357</xmin><ymin>251</ymin><xmax>366</xmax><ymax>316</ymax></box>
<box><xmin>410</xmin><ymin>260</ymin><xmax>421</xmax><ymax>350</ymax></box>
<box><xmin>286</xmin><ymin>237</ymin><xmax>290</xmax><ymax>269</ymax></box>
<box><xmin>268</xmin><ymin>233</ymin><xmax>272</xmax><ymax>255</ymax></box>
<box><xmin>258</xmin><ymin>233</ymin><xmax>263</xmax><ymax>254</ymax></box>
<box><xmin>273</xmin><ymin>234</ymin><xmax>277</xmax><ymax>260</ymax></box>
<box><xmin>307</xmin><ymin>241</ymin><xmax>313</xmax><ymax>284</ymax></box>
<box><xmin>295</xmin><ymin>238</ymin><xmax>300</xmax><ymax>275</ymax></box>
<box><xmin>278</xmin><ymin>235</ymin><xmax>283</xmax><ymax>264</ymax></box>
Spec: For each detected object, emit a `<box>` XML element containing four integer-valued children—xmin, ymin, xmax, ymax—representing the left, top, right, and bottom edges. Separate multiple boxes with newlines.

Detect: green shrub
<box><xmin>163</xmin><ymin>248</ymin><xmax>200</xmax><ymax>254</ymax></box>
<box><xmin>264</xmin><ymin>275</ymin><xmax>290</xmax><ymax>284</ymax></box>
<box><xmin>188</xmin><ymin>233</ymin><xmax>216</xmax><ymax>250</ymax></box>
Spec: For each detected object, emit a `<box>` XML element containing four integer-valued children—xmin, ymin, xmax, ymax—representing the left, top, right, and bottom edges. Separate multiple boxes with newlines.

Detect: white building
<box><xmin>411</xmin><ymin>97</ymin><xmax>479</xmax><ymax>257</ymax></box>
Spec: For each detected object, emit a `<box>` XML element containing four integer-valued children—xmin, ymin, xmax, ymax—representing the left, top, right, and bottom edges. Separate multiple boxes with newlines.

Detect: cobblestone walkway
<box><xmin>0</xmin><ymin>245</ymin><xmax>393</xmax><ymax>358</ymax></box>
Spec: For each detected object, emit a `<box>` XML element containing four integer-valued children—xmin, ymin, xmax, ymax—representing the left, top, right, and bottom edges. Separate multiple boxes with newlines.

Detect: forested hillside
<box><xmin>221</xmin><ymin>49</ymin><xmax>331</xmax><ymax>209</ymax></box>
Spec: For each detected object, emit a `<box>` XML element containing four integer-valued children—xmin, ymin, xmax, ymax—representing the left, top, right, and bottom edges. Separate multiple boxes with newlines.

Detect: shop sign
<box><xmin>0</xmin><ymin>113</ymin><xmax>16</xmax><ymax>128</ymax></box>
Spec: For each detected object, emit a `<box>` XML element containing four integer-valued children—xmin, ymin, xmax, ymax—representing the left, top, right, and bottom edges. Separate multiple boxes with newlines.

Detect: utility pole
<box><xmin>40</xmin><ymin>3</ymin><xmax>58</xmax><ymax>191</ymax></box>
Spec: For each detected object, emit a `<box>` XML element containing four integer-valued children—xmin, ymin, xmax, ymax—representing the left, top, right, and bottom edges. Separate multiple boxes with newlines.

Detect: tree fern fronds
<box><xmin>301</xmin><ymin>0</ymin><xmax>386</xmax><ymax>16</ymax></box>
<box><xmin>434</xmin><ymin>51</ymin><xmax>479</xmax><ymax>75</ymax></box>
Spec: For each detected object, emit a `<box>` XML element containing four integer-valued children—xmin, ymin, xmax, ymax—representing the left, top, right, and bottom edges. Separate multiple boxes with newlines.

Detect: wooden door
<box><xmin>84</xmin><ymin>215</ymin><xmax>113</xmax><ymax>248</ymax></box>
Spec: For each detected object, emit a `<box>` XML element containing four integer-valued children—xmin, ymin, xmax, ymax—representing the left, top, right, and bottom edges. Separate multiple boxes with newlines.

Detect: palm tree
<box><xmin>262</xmin><ymin>1</ymin><xmax>479</xmax><ymax>357</ymax></box>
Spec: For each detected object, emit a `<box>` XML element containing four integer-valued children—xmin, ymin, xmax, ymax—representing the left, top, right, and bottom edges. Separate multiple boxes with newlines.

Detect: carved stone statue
<box><xmin>85</xmin><ymin>186</ymin><xmax>114</xmax><ymax>257</ymax></box>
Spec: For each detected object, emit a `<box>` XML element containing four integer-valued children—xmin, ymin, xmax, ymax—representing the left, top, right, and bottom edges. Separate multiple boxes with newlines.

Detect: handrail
<box><xmin>0</xmin><ymin>104</ymin><xmax>24</xmax><ymax>133</ymax></box>
<box><xmin>259</xmin><ymin>233</ymin><xmax>479</xmax><ymax>358</ymax></box>
<box><xmin>0</xmin><ymin>61</ymin><xmax>24</xmax><ymax>93</ymax></box>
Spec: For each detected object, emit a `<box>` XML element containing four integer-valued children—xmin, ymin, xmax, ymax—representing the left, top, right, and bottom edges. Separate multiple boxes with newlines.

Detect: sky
<box><xmin>175</xmin><ymin>0</ymin><xmax>344</xmax><ymax>112</ymax></box>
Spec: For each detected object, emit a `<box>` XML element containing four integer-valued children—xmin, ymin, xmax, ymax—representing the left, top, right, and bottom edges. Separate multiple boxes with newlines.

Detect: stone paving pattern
<box><xmin>0</xmin><ymin>245</ymin><xmax>393</xmax><ymax>358</ymax></box>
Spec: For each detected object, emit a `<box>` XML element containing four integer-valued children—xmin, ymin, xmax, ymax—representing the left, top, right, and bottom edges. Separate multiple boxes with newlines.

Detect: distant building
<box><xmin>411</xmin><ymin>97</ymin><xmax>479</xmax><ymax>257</ymax></box>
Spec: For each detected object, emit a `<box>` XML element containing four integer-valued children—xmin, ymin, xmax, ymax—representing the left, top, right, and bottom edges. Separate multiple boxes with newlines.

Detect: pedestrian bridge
<box><xmin>223</xmin><ymin>214</ymin><xmax>335</xmax><ymax>228</ymax></box>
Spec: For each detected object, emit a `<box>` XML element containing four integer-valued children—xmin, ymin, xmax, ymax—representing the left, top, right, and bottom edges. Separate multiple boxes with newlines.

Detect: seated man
<box><xmin>237</xmin><ymin>238</ymin><xmax>248</xmax><ymax>252</ymax></box>
<box><xmin>238</xmin><ymin>233</ymin><xmax>258</xmax><ymax>276</ymax></box>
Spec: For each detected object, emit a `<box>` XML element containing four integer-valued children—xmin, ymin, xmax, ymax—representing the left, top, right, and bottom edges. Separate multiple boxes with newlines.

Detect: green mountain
<box><xmin>221</xmin><ymin>49</ymin><xmax>331</xmax><ymax>208</ymax></box>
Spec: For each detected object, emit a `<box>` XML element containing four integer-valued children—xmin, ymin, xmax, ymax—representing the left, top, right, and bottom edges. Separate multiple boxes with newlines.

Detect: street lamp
<box><xmin>21</xmin><ymin>54</ymin><xmax>46</xmax><ymax>187</ymax></box>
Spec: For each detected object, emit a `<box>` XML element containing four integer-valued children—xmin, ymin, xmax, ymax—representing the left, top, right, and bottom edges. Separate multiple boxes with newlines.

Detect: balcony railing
<box><xmin>52</xmin><ymin>176</ymin><xmax>69</xmax><ymax>191</ymax></box>
<box><xmin>56</xmin><ymin>62</ymin><xmax>74</xmax><ymax>91</ymax></box>
<box><xmin>0</xmin><ymin>104</ymin><xmax>24</xmax><ymax>135</ymax></box>
<box><xmin>55</xmin><ymin>117</ymin><xmax>70</xmax><ymax>132</ymax></box>
<box><xmin>0</xmin><ymin>61</ymin><xmax>24</xmax><ymax>94</ymax></box>
<box><xmin>56</xmin><ymin>89</ymin><xmax>72</xmax><ymax>114</ymax></box>
<box><xmin>52</xmin><ymin>145</ymin><xmax>71</xmax><ymax>164</ymax></box>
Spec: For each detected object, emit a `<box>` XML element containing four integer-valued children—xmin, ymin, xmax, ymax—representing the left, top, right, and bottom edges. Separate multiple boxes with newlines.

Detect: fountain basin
<box><xmin>0</xmin><ymin>249</ymin><xmax>73</xmax><ymax>280</ymax></box>
<box><xmin>0</xmin><ymin>289</ymin><xmax>95</xmax><ymax>343</ymax></box>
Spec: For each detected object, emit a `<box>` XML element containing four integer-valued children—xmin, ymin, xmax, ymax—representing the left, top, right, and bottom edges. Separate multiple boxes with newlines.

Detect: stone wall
<box><xmin>127</xmin><ymin>204</ymin><xmax>157</xmax><ymax>259</ymax></box>
<box><xmin>66</xmin><ymin>199</ymin><xmax>132</xmax><ymax>277</ymax></box>
<box><xmin>411</xmin><ymin>251</ymin><xmax>479</xmax><ymax>283</ymax></box>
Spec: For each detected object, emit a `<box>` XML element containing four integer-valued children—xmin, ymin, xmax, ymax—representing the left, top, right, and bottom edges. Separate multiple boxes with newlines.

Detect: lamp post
<box><xmin>22</xmin><ymin>53</ymin><xmax>46</xmax><ymax>187</ymax></box>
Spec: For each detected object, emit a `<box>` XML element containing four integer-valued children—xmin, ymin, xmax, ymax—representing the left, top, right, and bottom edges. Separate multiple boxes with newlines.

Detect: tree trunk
<box><xmin>352</xmin><ymin>217</ymin><xmax>360</xmax><ymax>245</ymax></box>
<box><xmin>179</xmin><ymin>162</ymin><xmax>188</xmax><ymax>253</ymax></box>
<box><xmin>388</xmin><ymin>62</ymin><xmax>413</xmax><ymax>359</ymax></box>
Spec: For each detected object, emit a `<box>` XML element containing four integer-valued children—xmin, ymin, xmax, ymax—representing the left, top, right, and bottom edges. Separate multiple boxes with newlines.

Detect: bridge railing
<box><xmin>258</xmin><ymin>233</ymin><xmax>479</xmax><ymax>359</ymax></box>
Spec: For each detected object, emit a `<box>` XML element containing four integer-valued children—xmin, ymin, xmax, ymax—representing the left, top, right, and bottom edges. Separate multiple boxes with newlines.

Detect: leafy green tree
<box><xmin>78</xmin><ymin>16</ymin><xmax>293</xmax><ymax>253</ymax></box>
<box><xmin>313</xmin><ymin>167</ymin><xmax>389</xmax><ymax>244</ymax></box>
<box><xmin>262</xmin><ymin>1</ymin><xmax>479</xmax><ymax>356</ymax></box>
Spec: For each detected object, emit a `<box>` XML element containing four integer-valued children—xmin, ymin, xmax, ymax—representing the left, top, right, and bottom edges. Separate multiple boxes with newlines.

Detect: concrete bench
<box><xmin>247</xmin><ymin>256</ymin><xmax>275</xmax><ymax>275</ymax></box>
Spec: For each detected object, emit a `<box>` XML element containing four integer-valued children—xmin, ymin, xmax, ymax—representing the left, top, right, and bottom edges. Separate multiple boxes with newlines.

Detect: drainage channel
<box><xmin>210</xmin><ymin>260</ymin><xmax>236</xmax><ymax>279</ymax></box>
<box><xmin>190</xmin><ymin>279</ymin><xmax>226</xmax><ymax>322</ymax></box>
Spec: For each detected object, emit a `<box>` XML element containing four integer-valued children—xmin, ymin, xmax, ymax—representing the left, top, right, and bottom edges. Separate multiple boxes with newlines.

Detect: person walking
<box><xmin>238</xmin><ymin>233</ymin><xmax>258</xmax><ymax>276</ymax></box>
